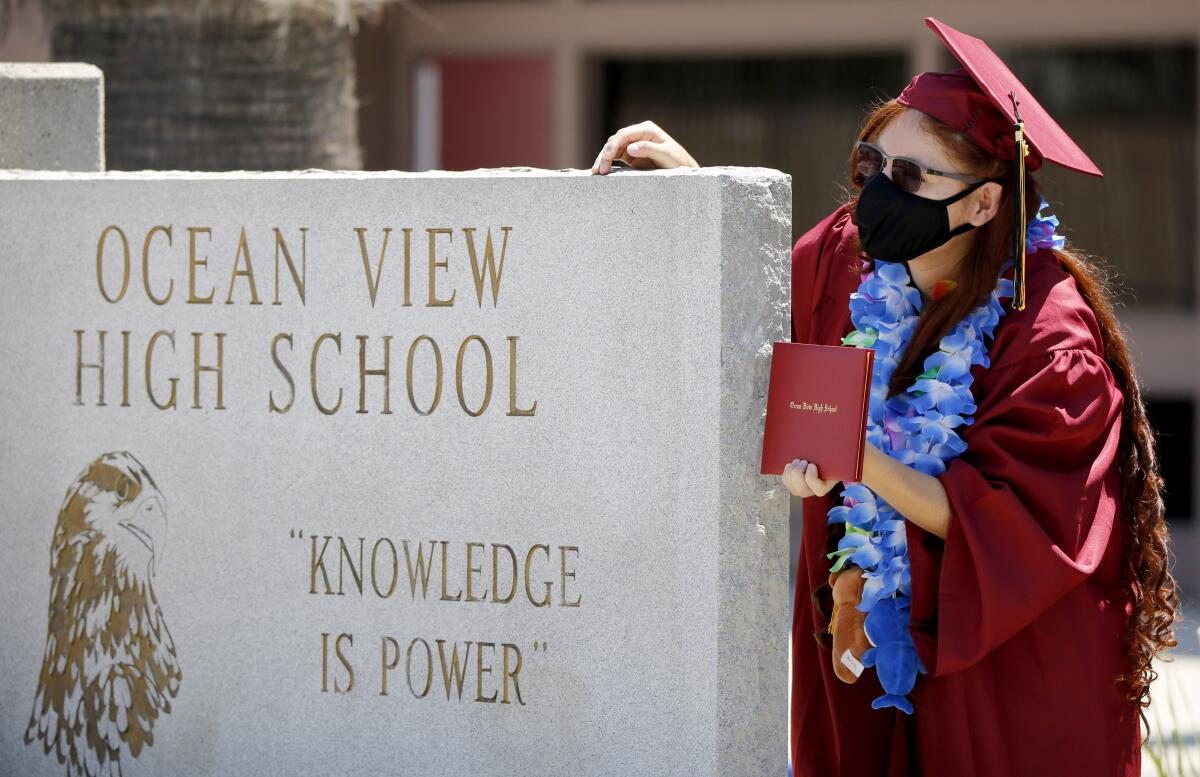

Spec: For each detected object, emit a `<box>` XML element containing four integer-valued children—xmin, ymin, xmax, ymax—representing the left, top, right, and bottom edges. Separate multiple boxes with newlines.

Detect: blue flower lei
<box><xmin>825</xmin><ymin>198</ymin><xmax>1065</xmax><ymax>715</ymax></box>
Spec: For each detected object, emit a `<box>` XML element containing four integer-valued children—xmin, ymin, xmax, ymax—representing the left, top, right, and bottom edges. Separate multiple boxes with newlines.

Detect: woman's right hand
<box><xmin>590</xmin><ymin>120</ymin><xmax>700</xmax><ymax>174</ymax></box>
<box><xmin>783</xmin><ymin>458</ymin><xmax>839</xmax><ymax>498</ymax></box>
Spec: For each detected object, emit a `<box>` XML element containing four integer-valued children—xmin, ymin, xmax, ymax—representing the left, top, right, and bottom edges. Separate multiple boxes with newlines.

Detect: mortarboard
<box><xmin>895</xmin><ymin>17</ymin><xmax>1103</xmax><ymax>311</ymax></box>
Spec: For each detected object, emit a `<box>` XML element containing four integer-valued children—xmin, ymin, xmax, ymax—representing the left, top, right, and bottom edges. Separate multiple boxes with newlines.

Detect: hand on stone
<box><xmin>782</xmin><ymin>458</ymin><xmax>838</xmax><ymax>497</ymax></box>
<box><xmin>590</xmin><ymin>120</ymin><xmax>699</xmax><ymax>174</ymax></box>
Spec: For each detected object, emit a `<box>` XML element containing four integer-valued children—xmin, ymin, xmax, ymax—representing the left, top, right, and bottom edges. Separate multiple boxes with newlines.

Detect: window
<box><xmin>997</xmin><ymin>45</ymin><xmax>1198</xmax><ymax>310</ymax></box>
<box><xmin>600</xmin><ymin>54</ymin><xmax>908</xmax><ymax>240</ymax></box>
<box><xmin>1144</xmin><ymin>396</ymin><xmax>1195</xmax><ymax>524</ymax></box>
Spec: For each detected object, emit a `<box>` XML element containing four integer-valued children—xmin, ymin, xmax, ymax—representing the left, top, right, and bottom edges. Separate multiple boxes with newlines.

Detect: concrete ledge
<box><xmin>0</xmin><ymin>62</ymin><xmax>104</xmax><ymax>171</ymax></box>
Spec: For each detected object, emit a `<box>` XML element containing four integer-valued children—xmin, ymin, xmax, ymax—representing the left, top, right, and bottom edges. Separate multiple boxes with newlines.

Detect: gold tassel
<box><xmin>1010</xmin><ymin>91</ymin><xmax>1027</xmax><ymax>312</ymax></box>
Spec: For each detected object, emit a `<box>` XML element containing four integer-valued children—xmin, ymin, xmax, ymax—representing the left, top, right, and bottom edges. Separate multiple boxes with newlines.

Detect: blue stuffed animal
<box><xmin>860</xmin><ymin>595</ymin><xmax>926</xmax><ymax>714</ymax></box>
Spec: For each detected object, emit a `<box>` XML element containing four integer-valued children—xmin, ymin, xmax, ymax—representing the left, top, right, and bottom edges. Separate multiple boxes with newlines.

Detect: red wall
<box><xmin>438</xmin><ymin>55</ymin><xmax>552</xmax><ymax>170</ymax></box>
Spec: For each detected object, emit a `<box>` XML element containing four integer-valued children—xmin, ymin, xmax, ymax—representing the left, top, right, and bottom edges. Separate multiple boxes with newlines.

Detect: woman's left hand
<box><xmin>782</xmin><ymin>458</ymin><xmax>839</xmax><ymax>497</ymax></box>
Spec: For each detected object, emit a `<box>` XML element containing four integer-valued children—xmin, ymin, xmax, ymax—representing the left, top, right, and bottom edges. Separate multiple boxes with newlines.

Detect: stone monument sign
<box><xmin>0</xmin><ymin>165</ymin><xmax>792</xmax><ymax>776</ymax></box>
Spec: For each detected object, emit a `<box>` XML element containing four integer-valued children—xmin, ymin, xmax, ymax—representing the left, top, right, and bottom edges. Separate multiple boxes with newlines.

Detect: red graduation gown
<box><xmin>789</xmin><ymin>204</ymin><xmax>1141</xmax><ymax>777</ymax></box>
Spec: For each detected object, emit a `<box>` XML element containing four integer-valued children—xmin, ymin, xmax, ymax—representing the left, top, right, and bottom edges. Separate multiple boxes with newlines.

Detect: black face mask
<box><xmin>853</xmin><ymin>171</ymin><xmax>987</xmax><ymax>262</ymax></box>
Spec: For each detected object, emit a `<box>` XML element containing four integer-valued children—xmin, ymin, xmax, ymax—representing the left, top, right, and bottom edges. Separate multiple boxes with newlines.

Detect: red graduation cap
<box><xmin>894</xmin><ymin>17</ymin><xmax>1104</xmax><ymax>311</ymax></box>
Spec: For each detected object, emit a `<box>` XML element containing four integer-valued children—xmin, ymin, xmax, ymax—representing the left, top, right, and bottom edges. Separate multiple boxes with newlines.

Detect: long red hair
<box><xmin>842</xmin><ymin>99</ymin><xmax>1180</xmax><ymax>742</ymax></box>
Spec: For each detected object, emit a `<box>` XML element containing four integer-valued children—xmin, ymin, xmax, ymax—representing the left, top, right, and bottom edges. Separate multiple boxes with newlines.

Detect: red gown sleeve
<box><xmin>790</xmin><ymin>204</ymin><xmax>854</xmax><ymax>344</ymax></box>
<box><xmin>905</xmin><ymin>347</ymin><xmax>1125</xmax><ymax>677</ymax></box>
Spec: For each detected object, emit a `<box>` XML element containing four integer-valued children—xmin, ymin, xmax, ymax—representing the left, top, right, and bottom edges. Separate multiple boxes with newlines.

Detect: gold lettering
<box><xmin>120</xmin><ymin>330</ymin><xmax>131</xmax><ymax>407</ymax></box>
<box><xmin>334</xmin><ymin>633</ymin><xmax>355</xmax><ymax>693</ymax></box>
<box><xmin>436</xmin><ymin>639</ymin><xmax>471</xmax><ymax>700</ymax></box>
<box><xmin>269</xmin><ymin>332</ymin><xmax>295</xmax><ymax>413</ymax></box>
<box><xmin>560</xmin><ymin>545</ymin><xmax>581</xmax><ymax>607</ymax></box>
<box><xmin>462</xmin><ymin>226</ymin><xmax>511</xmax><ymax>307</ymax></box>
<box><xmin>507</xmin><ymin>336</ymin><xmax>537</xmax><ymax>416</ymax></box>
<box><xmin>145</xmin><ymin>330</ymin><xmax>178</xmax><ymax>410</ymax></box>
<box><xmin>426</xmin><ymin>227</ymin><xmax>456</xmax><ymax>306</ymax></box>
<box><xmin>406</xmin><ymin>638</ymin><xmax>433</xmax><ymax>699</ymax></box>
<box><xmin>310</xmin><ymin>332</ymin><xmax>343</xmax><ymax>415</ymax></box>
<box><xmin>380</xmin><ymin>637</ymin><xmax>400</xmax><ymax>696</ymax></box>
<box><xmin>455</xmin><ymin>335</ymin><xmax>493</xmax><ymax>417</ymax></box>
<box><xmin>401</xmin><ymin>227</ymin><xmax>413</xmax><ymax>307</ymax></box>
<box><xmin>491</xmin><ymin>544</ymin><xmax>518</xmax><ymax>604</ymax></box>
<box><xmin>788</xmin><ymin>399</ymin><xmax>840</xmax><ymax>414</ymax></box>
<box><xmin>371</xmin><ymin>538</ymin><xmax>398</xmax><ymax>598</ymax></box>
<box><xmin>402</xmin><ymin>540</ymin><xmax>435</xmax><ymax>600</ymax></box>
<box><xmin>310</xmin><ymin>536</ymin><xmax>334</xmax><ymax>594</ymax></box>
<box><xmin>406</xmin><ymin>335</ymin><xmax>443</xmax><ymax>416</ymax></box>
<box><xmin>475</xmin><ymin>641</ymin><xmax>497</xmax><ymax>703</ymax></box>
<box><xmin>501</xmin><ymin>643</ymin><xmax>525</xmax><ymax>705</ymax></box>
<box><xmin>337</xmin><ymin>536</ymin><xmax>365</xmax><ymax>595</ymax></box>
<box><xmin>357</xmin><ymin>335</ymin><xmax>393</xmax><ymax>414</ymax></box>
<box><xmin>95</xmin><ymin>225</ymin><xmax>130</xmax><ymax>304</ymax></box>
<box><xmin>187</xmin><ymin>227</ymin><xmax>214</xmax><ymax>304</ymax></box>
<box><xmin>225</xmin><ymin>226</ymin><xmax>263</xmax><ymax>305</ymax></box>
<box><xmin>141</xmin><ymin>225</ymin><xmax>174</xmax><ymax>305</ymax></box>
<box><xmin>354</xmin><ymin>227</ymin><xmax>390</xmax><ymax>308</ymax></box>
<box><xmin>465</xmin><ymin>542</ymin><xmax>487</xmax><ymax>602</ymax></box>
<box><xmin>273</xmin><ymin>227</ymin><xmax>307</xmax><ymax>305</ymax></box>
<box><xmin>440</xmin><ymin>541</ymin><xmax>462</xmax><ymax>601</ymax></box>
<box><xmin>74</xmin><ymin>329</ymin><xmax>106</xmax><ymax>406</ymax></box>
<box><xmin>524</xmin><ymin>544</ymin><xmax>552</xmax><ymax>607</ymax></box>
<box><xmin>321</xmin><ymin>632</ymin><xmax>330</xmax><ymax>692</ymax></box>
<box><xmin>190</xmin><ymin>332</ymin><xmax>225</xmax><ymax>410</ymax></box>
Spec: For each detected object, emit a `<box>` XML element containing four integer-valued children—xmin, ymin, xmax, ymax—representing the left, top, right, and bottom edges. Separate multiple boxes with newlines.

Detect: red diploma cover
<box><xmin>760</xmin><ymin>342</ymin><xmax>874</xmax><ymax>482</ymax></box>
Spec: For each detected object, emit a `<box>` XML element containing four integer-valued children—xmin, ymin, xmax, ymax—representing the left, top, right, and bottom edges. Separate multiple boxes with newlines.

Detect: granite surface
<box><xmin>0</xmin><ymin>63</ymin><xmax>104</xmax><ymax>172</ymax></box>
<box><xmin>0</xmin><ymin>167</ymin><xmax>791</xmax><ymax>776</ymax></box>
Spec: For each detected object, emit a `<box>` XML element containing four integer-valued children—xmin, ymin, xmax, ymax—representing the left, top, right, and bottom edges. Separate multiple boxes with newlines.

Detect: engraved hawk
<box><xmin>24</xmin><ymin>451</ymin><xmax>181</xmax><ymax>777</ymax></box>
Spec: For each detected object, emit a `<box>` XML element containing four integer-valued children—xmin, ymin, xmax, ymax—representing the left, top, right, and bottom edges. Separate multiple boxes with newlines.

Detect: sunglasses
<box><xmin>853</xmin><ymin>140</ymin><xmax>988</xmax><ymax>194</ymax></box>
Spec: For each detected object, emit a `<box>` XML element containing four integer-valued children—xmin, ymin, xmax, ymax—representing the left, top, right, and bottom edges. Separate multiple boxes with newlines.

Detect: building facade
<box><xmin>4</xmin><ymin>0</ymin><xmax>1199</xmax><ymax>599</ymax></box>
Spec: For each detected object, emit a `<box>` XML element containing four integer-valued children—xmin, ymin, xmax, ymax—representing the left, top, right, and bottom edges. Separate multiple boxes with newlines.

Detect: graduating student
<box><xmin>592</xmin><ymin>16</ymin><xmax>1181</xmax><ymax>777</ymax></box>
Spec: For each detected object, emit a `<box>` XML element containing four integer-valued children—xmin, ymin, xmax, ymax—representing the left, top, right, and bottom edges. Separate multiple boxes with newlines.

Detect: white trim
<box><xmin>412</xmin><ymin>57</ymin><xmax>441</xmax><ymax>172</ymax></box>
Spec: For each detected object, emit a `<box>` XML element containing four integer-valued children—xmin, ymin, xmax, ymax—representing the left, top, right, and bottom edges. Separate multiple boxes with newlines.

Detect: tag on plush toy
<box><xmin>840</xmin><ymin>649</ymin><xmax>865</xmax><ymax>678</ymax></box>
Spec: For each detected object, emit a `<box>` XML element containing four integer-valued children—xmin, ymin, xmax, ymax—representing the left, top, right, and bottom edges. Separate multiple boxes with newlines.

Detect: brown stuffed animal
<box><xmin>828</xmin><ymin>566</ymin><xmax>872</xmax><ymax>684</ymax></box>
